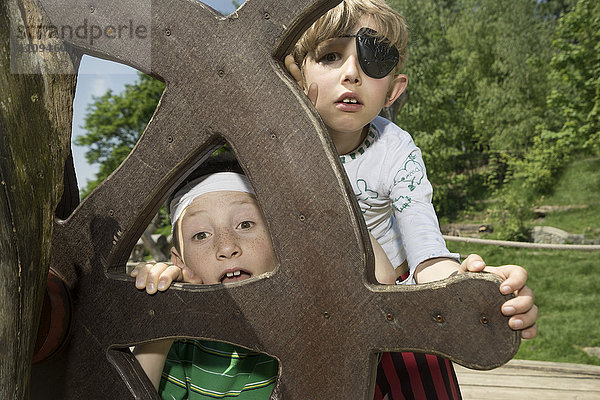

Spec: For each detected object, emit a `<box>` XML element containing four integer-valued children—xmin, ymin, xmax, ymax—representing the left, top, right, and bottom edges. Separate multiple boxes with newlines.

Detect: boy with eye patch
<box><xmin>282</xmin><ymin>0</ymin><xmax>538</xmax><ymax>398</ymax></box>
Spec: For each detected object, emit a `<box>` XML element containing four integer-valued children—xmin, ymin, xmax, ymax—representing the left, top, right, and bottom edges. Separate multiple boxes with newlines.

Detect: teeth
<box><xmin>226</xmin><ymin>270</ymin><xmax>242</xmax><ymax>278</ymax></box>
<box><xmin>342</xmin><ymin>98</ymin><xmax>358</xmax><ymax>104</ymax></box>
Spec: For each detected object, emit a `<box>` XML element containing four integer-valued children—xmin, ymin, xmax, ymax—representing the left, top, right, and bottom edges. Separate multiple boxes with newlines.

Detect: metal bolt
<box><xmin>480</xmin><ymin>315</ymin><xmax>489</xmax><ymax>325</ymax></box>
<box><xmin>299</xmin><ymin>214</ymin><xmax>306</xmax><ymax>222</ymax></box>
<box><xmin>270</xmin><ymin>133</ymin><xmax>277</xmax><ymax>140</ymax></box>
<box><xmin>263</xmin><ymin>12</ymin><xmax>270</xmax><ymax>19</ymax></box>
<box><xmin>386</xmin><ymin>313</ymin><xmax>394</xmax><ymax>321</ymax></box>
<box><xmin>108</xmin><ymin>209</ymin><xmax>115</xmax><ymax>217</ymax></box>
<box><xmin>90</xmin><ymin>6</ymin><xmax>95</xmax><ymax>13</ymax></box>
<box><xmin>218</xmin><ymin>69</ymin><xmax>225</xmax><ymax>77</ymax></box>
<box><xmin>434</xmin><ymin>314</ymin><xmax>445</xmax><ymax>323</ymax></box>
<box><xmin>323</xmin><ymin>312</ymin><xmax>330</xmax><ymax>319</ymax></box>
<box><xmin>167</xmin><ymin>135</ymin><xmax>173</xmax><ymax>143</ymax></box>
<box><xmin>165</xmin><ymin>28</ymin><xmax>171</xmax><ymax>36</ymax></box>
<box><xmin>148</xmin><ymin>309</ymin><xmax>155</xmax><ymax>317</ymax></box>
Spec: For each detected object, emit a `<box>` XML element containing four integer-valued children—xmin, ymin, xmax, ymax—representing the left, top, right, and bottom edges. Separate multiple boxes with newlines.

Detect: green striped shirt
<box><xmin>159</xmin><ymin>339</ymin><xmax>278</xmax><ymax>399</ymax></box>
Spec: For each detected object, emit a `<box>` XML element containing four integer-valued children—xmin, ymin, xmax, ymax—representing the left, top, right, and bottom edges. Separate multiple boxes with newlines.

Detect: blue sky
<box><xmin>72</xmin><ymin>0</ymin><xmax>239</xmax><ymax>187</ymax></box>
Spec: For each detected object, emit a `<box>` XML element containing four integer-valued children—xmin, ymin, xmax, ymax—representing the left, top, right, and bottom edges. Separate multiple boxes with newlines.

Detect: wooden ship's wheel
<box><xmin>31</xmin><ymin>0</ymin><xmax>519</xmax><ymax>398</ymax></box>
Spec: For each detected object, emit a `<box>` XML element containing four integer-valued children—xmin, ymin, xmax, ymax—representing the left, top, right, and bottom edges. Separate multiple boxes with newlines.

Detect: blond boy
<box><xmin>286</xmin><ymin>0</ymin><xmax>470</xmax><ymax>285</ymax></box>
<box><xmin>283</xmin><ymin>0</ymin><xmax>537</xmax><ymax>397</ymax></box>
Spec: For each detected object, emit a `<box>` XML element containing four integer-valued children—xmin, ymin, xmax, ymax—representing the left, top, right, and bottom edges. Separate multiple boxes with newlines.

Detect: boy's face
<box><xmin>302</xmin><ymin>17</ymin><xmax>407</xmax><ymax>148</ymax></box>
<box><xmin>172</xmin><ymin>191</ymin><xmax>277</xmax><ymax>285</ymax></box>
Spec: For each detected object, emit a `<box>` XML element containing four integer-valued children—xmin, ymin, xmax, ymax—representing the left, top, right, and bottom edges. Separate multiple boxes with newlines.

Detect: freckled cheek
<box><xmin>184</xmin><ymin>248</ymin><xmax>215</xmax><ymax>280</ymax></box>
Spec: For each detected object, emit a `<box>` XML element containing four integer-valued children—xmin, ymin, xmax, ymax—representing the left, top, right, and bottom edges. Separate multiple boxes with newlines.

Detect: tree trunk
<box><xmin>0</xmin><ymin>0</ymin><xmax>78</xmax><ymax>398</ymax></box>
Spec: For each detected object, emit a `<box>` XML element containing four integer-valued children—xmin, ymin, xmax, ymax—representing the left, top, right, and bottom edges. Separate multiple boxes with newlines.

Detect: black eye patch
<box><xmin>343</xmin><ymin>28</ymin><xmax>399</xmax><ymax>79</ymax></box>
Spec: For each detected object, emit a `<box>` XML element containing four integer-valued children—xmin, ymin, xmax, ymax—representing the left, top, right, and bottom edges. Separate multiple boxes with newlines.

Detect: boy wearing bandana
<box><xmin>133</xmin><ymin>159</ymin><xmax>280</xmax><ymax>399</ymax></box>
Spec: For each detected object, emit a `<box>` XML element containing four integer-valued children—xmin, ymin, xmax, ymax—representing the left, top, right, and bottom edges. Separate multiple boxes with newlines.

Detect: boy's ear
<box><xmin>384</xmin><ymin>74</ymin><xmax>408</xmax><ymax>107</ymax></box>
<box><xmin>170</xmin><ymin>246</ymin><xmax>184</xmax><ymax>267</ymax></box>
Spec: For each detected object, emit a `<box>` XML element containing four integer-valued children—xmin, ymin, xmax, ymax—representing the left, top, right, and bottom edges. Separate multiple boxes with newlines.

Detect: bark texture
<box><xmin>0</xmin><ymin>0</ymin><xmax>77</xmax><ymax>398</ymax></box>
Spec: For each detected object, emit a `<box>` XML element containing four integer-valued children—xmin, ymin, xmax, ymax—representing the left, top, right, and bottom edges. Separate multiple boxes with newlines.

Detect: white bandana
<box><xmin>169</xmin><ymin>172</ymin><xmax>254</xmax><ymax>231</ymax></box>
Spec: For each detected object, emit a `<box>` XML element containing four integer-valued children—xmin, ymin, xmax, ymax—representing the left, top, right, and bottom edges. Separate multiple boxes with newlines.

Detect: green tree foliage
<box><xmin>536</xmin><ymin>0</ymin><xmax>577</xmax><ymax>20</ymax></box>
<box><xmin>546</xmin><ymin>0</ymin><xmax>600</xmax><ymax>154</ymax></box>
<box><xmin>509</xmin><ymin>0</ymin><xmax>600</xmax><ymax>195</ymax></box>
<box><xmin>76</xmin><ymin>73</ymin><xmax>164</xmax><ymax>196</ymax></box>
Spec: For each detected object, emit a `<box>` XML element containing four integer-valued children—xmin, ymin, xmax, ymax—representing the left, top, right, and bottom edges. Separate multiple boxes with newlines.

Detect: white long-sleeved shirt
<box><xmin>341</xmin><ymin>116</ymin><xmax>459</xmax><ymax>284</ymax></box>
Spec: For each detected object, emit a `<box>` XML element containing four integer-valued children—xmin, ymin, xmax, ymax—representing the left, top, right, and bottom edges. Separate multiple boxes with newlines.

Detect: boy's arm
<box><xmin>416</xmin><ymin>255</ymin><xmax>538</xmax><ymax>339</ymax></box>
<box><xmin>133</xmin><ymin>340</ymin><xmax>174</xmax><ymax>391</ymax></box>
<box><xmin>130</xmin><ymin>263</ymin><xmax>182</xmax><ymax>390</ymax></box>
<box><xmin>370</xmin><ymin>232</ymin><xmax>396</xmax><ymax>284</ymax></box>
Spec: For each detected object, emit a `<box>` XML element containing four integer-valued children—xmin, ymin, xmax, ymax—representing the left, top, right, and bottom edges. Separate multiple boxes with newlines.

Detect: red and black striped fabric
<box><xmin>374</xmin><ymin>352</ymin><xmax>462</xmax><ymax>400</ymax></box>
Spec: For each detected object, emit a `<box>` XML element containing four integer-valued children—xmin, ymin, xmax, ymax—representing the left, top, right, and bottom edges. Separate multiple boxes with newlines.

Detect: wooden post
<box><xmin>0</xmin><ymin>0</ymin><xmax>78</xmax><ymax>398</ymax></box>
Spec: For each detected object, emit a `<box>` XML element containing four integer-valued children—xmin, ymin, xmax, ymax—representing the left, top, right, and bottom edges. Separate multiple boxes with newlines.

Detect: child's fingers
<box><xmin>130</xmin><ymin>262</ymin><xmax>149</xmax><ymax>278</ymax></box>
<box><xmin>284</xmin><ymin>54</ymin><xmax>303</xmax><ymax>85</ymax></box>
<box><xmin>502</xmin><ymin>285</ymin><xmax>535</xmax><ymax>315</ymax></box>
<box><xmin>157</xmin><ymin>265</ymin><xmax>184</xmax><ymax>291</ymax></box>
<box><xmin>461</xmin><ymin>253</ymin><xmax>486</xmax><ymax>273</ymax></box>
<box><xmin>492</xmin><ymin>265</ymin><xmax>528</xmax><ymax>294</ymax></box>
<box><xmin>133</xmin><ymin>263</ymin><xmax>153</xmax><ymax>290</ymax></box>
<box><xmin>508</xmin><ymin>304</ymin><xmax>538</xmax><ymax>337</ymax></box>
<box><xmin>144</xmin><ymin>262</ymin><xmax>172</xmax><ymax>294</ymax></box>
<box><xmin>502</xmin><ymin>285</ymin><xmax>537</xmax><ymax>336</ymax></box>
<box><xmin>520</xmin><ymin>323</ymin><xmax>538</xmax><ymax>340</ymax></box>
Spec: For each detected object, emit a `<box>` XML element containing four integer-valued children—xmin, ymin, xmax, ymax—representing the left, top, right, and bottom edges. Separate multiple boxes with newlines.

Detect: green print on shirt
<box><xmin>393</xmin><ymin>195</ymin><xmax>412</xmax><ymax>213</ymax></box>
<box><xmin>393</xmin><ymin>153</ymin><xmax>424</xmax><ymax>191</ymax></box>
<box><xmin>354</xmin><ymin>179</ymin><xmax>378</xmax><ymax>214</ymax></box>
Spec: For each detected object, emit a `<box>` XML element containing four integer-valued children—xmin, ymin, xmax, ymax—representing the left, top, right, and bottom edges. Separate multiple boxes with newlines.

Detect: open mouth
<box><xmin>220</xmin><ymin>269</ymin><xmax>252</xmax><ymax>284</ymax></box>
<box><xmin>335</xmin><ymin>93</ymin><xmax>363</xmax><ymax>109</ymax></box>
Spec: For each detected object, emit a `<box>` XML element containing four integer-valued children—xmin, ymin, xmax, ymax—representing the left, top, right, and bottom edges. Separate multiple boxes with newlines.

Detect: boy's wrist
<box><xmin>414</xmin><ymin>258</ymin><xmax>461</xmax><ymax>284</ymax></box>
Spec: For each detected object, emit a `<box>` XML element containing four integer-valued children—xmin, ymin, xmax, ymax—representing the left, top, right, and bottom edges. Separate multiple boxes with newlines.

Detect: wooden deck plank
<box><xmin>455</xmin><ymin>359</ymin><xmax>600</xmax><ymax>399</ymax></box>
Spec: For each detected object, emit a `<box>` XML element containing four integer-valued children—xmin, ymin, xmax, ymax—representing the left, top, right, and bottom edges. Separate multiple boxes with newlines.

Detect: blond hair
<box><xmin>292</xmin><ymin>0</ymin><xmax>408</xmax><ymax>74</ymax></box>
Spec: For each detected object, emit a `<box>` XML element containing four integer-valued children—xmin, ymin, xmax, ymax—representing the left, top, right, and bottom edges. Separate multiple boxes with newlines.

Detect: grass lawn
<box><xmin>447</xmin><ymin>241</ymin><xmax>600</xmax><ymax>366</ymax></box>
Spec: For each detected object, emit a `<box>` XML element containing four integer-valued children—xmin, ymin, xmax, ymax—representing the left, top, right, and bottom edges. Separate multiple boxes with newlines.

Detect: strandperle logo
<box><xmin>15</xmin><ymin>19</ymin><xmax>149</xmax><ymax>46</ymax></box>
